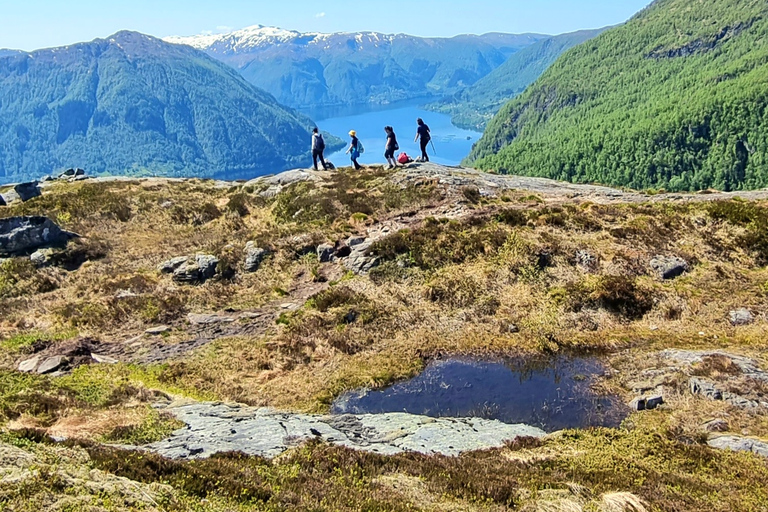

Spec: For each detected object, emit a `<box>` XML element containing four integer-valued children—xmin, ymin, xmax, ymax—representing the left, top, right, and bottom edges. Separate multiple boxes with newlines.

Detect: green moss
<box><xmin>0</xmin><ymin>329</ymin><xmax>77</xmax><ymax>354</ymax></box>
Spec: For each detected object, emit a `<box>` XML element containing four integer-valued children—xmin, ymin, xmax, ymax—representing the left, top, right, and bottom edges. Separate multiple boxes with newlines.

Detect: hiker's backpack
<box><xmin>398</xmin><ymin>153</ymin><xmax>411</xmax><ymax>164</ymax></box>
<box><xmin>325</xmin><ymin>161</ymin><xmax>336</xmax><ymax>170</ymax></box>
<box><xmin>317</xmin><ymin>134</ymin><xmax>325</xmax><ymax>150</ymax></box>
<box><xmin>357</xmin><ymin>140</ymin><xmax>365</xmax><ymax>155</ymax></box>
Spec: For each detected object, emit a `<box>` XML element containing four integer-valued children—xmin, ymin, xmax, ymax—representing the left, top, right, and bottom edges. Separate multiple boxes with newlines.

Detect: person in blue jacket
<box><xmin>345</xmin><ymin>130</ymin><xmax>363</xmax><ymax>170</ymax></box>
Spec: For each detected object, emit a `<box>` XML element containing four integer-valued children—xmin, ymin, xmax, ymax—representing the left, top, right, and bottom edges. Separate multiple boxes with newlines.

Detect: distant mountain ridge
<box><xmin>165</xmin><ymin>26</ymin><xmax>550</xmax><ymax>109</ymax></box>
<box><xmin>469</xmin><ymin>0</ymin><xmax>768</xmax><ymax>192</ymax></box>
<box><xmin>0</xmin><ymin>31</ymin><xmax>332</xmax><ymax>183</ymax></box>
<box><xmin>427</xmin><ymin>28</ymin><xmax>606</xmax><ymax>130</ymax></box>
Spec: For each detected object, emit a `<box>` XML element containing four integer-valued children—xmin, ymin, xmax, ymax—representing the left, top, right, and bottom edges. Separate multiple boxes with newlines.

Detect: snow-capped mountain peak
<box><xmin>164</xmin><ymin>25</ymin><xmax>399</xmax><ymax>54</ymax></box>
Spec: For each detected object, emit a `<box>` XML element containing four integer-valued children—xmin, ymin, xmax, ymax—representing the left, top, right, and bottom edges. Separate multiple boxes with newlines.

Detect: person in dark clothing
<box><xmin>414</xmin><ymin>118</ymin><xmax>431</xmax><ymax>162</ymax></box>
<box><xmin>345</xmin><ymin>130</ymin><xmax>363</xmax><ymax>170</ymax></box>
<box><xmin>384</xmin><ymin>126</ymin><xmax>400</xmax><ymax>169</ymax></box>
<box><xmin>311</xmin><ymin>127</ymin><xmax>327</xmax><ymax>171</ymax></box>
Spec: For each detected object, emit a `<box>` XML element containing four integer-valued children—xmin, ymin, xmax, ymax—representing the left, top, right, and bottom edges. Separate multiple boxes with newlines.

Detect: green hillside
<box><xmin>0</xmin><ymin>32</ymin><xmax>333</xmax><ymax>183</ymax></box>
<box><xmin>427</xmin><ymin>29</ymin><xmax>605</xmax><ymax>131</ymax></box>
<box><xmin>468</xmin><ymin>0</ymin><xmax>768</xmax><ymax>192</ymax></box>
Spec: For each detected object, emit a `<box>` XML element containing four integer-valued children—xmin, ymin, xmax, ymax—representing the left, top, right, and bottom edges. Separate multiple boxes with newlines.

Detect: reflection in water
<box><xmin>332</xmin><ymin>357</ymin><xmax>629</xmax><ymax>432</ymax></box>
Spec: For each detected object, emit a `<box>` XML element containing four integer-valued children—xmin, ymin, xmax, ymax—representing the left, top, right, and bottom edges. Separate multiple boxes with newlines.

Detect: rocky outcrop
<box><xmin>146</xmin><ymin>402</ymin><xmax>546</xmax><ymax>459</ymax></box>
<box><xmin>159</xmin><ymin>254</ymin><xmax>219</xmax><ymax>284</ymax></box>
<box><xmin>657</xmin><ymin>350</ymin><xmax>768</xmax><ymax>409</ymax></box>
<box><xmin>0</xmin><ymin>216</ymin><xmax>78</xmax><ymax>256</ymax></box>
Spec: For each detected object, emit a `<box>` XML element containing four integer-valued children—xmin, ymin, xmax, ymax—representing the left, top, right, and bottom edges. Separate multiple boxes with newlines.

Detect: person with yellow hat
<box><xmin>345</xmin><ymin>130</ymin><xmax>363</xmax><ymax>170</ymax></box>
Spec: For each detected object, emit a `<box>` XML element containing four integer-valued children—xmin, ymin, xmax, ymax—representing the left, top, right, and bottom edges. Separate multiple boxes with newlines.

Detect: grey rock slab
<box><xmin>36</xmin><ymin>355</ymin><xmax>66</xmax><ymax>374</ymax></box>
<box><xmin>17</xmin><ymin>356</ymin><xmax>40</xmax><ymax>373</ymax></box>
<box><xmin>187</xmin><ymin>313</ymin><xmax>235</xmax><ymax>325</ymax></box>
<box><xmin>91</xmin><ymin>353</ymin><xmax>119</xmax><ymax>364</ymax></box>
<box><xmin>144</xmin><ymin>403</ymin><xmax>546</xmax><ymax>460</ymax></box>
<box><xmin>0</xmin><ymin>216</ymin><xmax>78</xmax><ymax>256</ymax></box>
<box><xmin>145</xmin><ymin>325</ymin><xmax>171</xmax><ymax>335</ymax></box>
<box><xmin>708</xmin><ymin>435</ymin><xmax>768</xmax><ymax>457</ymax></box>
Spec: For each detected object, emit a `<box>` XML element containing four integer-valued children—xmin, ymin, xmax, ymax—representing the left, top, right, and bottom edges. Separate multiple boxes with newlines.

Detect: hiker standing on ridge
<box><xmin>346</xmin><ymin>130</ymin><xmax>363</xmax><ymax>170</ymax></box>
<box><xmin>311</xmin><ymin>127</ymin><xmax>327</xmax><ymax>171</ymax></box>
<box><xmin>414</xmin><ymin>118</ymin><xmax>431</xmax><ymax>162</ymax></box>
<box><xmin>384</xmin><ymin>126</ymin><xmax>400</xmax><ymax>169</ymax></box>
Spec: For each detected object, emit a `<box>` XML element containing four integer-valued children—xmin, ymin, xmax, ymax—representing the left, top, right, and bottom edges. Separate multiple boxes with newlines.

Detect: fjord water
<box><xmin>332</xmin><ymin>356</ymin><xmax>628</xmax><ymax>432</ymax></box>
<box><xmin>308</xmin><ymin>102</ymin><xmax>482</xmax><ymax>168</ymax></box>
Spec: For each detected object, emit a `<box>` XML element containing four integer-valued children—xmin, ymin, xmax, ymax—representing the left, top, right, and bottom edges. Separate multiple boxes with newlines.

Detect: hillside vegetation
<box><xmin>1</xmin><ymin>166</ymin><xmax>768</xmax><ymax>509</ymax></box>
<box><xmin>427</xmin><ymin>29</ymin><xmax>605</xmax><ymax>131</ymax></box>
<box><xmin>469</xmin><ymin>0</ymin><xmax>768</xmax><ymax>192</ymax></box>
<box><xmin>0</xmin><ymin>31</ymin><xmax>335</xmax><ymax>183</ymax></box>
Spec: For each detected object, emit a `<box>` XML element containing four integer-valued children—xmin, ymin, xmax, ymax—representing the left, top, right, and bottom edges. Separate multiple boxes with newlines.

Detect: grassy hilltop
<box><xmin>1</xmin><ymin>166</ymin><xmax>768</xmax><ymax>510</ymax></box>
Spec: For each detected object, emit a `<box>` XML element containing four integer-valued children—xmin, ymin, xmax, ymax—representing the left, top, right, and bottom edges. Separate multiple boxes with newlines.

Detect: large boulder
<box><xmin>0</xmin><ymin>216</ymin><xmax>78</xmax><ymax>256</ymax></box>
<box><xmin>650</xmin><ymin>255</ymin><xmax>689</xmax><ymax>280</ymax></box>
<box><xmin>14</xmin><ymin>182</ymin><xmax>42</xmax><ymax>202</ymax></box>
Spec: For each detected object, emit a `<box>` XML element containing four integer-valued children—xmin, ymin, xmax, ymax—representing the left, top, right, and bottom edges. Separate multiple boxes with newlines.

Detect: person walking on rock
<box><xmin>414</xmin><ymin>118</ymin><xmax>431</xmax><ymax>162</ymax></box>
<box><xmin>384</xmin><ymin>126</ymin><xmax>400</xmax><ymax>169</ymax></box>
<box><xmin>311</xmin><ymin>127</ymin><xmax>327</xmax><ymax>171</ymax></box>
<box><xmin>346</xmin><ymin>130</ymin><xmax>363</xmax><ymax>170</ymax></box>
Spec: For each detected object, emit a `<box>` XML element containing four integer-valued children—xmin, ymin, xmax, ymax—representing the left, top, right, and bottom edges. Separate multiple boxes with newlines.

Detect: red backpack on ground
<box><xmin>398</xmin><ymin>152</ymin><xmax>412</xmax><ymax>164</ymax></box>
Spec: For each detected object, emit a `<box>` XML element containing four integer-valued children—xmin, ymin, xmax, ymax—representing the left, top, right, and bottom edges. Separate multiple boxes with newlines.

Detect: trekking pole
<box><xmin>430</xmin><ymin>139</ymin><xmax>437</xmax><ymax>156</ymax></box>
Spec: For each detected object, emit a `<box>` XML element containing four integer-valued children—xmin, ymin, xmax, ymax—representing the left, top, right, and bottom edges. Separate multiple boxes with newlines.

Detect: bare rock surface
<box><xmin>708</xmin><ymin>435</ymin><xmax>768</xmax><ymax>457</ymax></box>
<box><xmin>146</xmin><ymin>402</ymin><xmax>546</xmax><ymax>459</ymax></box>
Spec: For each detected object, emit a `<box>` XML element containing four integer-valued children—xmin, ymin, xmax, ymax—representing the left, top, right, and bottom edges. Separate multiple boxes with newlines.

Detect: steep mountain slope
<box><xmin>469</xmin><ymin>0</ymin><xmax>768</xmax><ymax>192</ymax></box>
<box><xmin>0</xmin><ymin>31</ymin><xmax>328</xmax><ymax>183</ymax></box>
<box><xmin>165</xmin><ymin>26</ymin><xmax>548</xmax><ymax>109</ymax></box>
<box><xmin>427</xmin><ymin>29</ymin><xmax>606</xmax><ymax>131</ymax></box>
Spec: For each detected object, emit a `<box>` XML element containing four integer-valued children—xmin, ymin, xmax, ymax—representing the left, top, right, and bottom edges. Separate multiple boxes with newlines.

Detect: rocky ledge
<box><xmin>146</xmin><ymin>402</ymin><xmax>546</xmax><ymax>459</ymax></box>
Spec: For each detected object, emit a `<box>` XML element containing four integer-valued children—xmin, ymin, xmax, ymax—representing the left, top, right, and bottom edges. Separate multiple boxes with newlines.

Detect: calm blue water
<box><xmin>311</xmin><ymin>103</ymin><xmax>481</xmax><ymax>168</ymax></box>
<box><xmin>332</xmin><ymin>356</ymin><xmax>628</xmax><ymax>432</ymax></box>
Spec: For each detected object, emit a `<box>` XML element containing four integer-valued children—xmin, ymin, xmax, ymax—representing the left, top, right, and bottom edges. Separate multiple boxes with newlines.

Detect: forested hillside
<box><xmin>166</xmin><ymin>26</ymin><xmax>548</xmax><ymax>109</ymax></box>
<box><xmin>428</xmin><ymin>29</ymin><xmax>605</xmax><ymax>131</ymax></box>
<box><xmin>0</xmin><ymin>32</ymin><xmax>328</xmax><ymax>183</ymax></box>
<box><xmin>469</xmin><ymin>0</ymin><xmax>768</xmax><ymax>192</ymax></box>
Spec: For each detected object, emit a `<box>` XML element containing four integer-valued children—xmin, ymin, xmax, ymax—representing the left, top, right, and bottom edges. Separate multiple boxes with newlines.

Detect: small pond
<box><xmin>331</xmin><ymin>356</ymin><xmax>628</xmax><ymax>432</ymax></box>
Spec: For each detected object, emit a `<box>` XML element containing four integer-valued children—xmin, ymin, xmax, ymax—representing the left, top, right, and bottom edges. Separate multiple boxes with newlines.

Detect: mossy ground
<box><xmin>1</xmin><ymin>170</ymin><xmax>768</xmax><ymax>510</ymax></box>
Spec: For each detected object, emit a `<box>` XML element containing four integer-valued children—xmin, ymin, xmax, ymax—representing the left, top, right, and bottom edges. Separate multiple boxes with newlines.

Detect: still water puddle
<box><xmin>332</xmin><ymin>356</ymin><xmax>628</xmax><ymax>432</ymax></box>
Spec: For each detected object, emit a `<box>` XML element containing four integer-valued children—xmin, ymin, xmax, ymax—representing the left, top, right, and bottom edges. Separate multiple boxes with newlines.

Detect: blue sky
<box><xmin>0</xmin><ymin>0</ymin><xmax>653</xmax><ymax>51</ymax></box>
